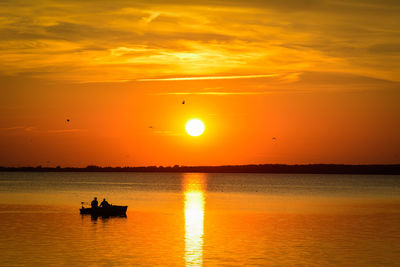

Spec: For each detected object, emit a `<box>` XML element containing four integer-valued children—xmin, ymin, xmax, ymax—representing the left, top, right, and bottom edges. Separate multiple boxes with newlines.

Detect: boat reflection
<box><xmin>183</xmin><ymin>173</ymin><xmax>207</xmax><ymax>267</ymax></box>
<box><xmin>89</xmin><ymin>214</ymin><xmax>127</xmax><ymax>222</ymax></box>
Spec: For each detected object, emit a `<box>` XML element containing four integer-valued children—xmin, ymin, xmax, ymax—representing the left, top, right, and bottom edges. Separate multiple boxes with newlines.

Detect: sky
<box><xmin>0</xmin><ymin>0</ymin><xmax>399</xmax><ymax>166</ymax></box>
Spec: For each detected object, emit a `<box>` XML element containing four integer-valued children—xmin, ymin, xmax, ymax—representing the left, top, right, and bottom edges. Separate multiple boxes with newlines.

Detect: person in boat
<box><xmin>100</xmin><ymin>198</ymin><xmax>110</xmax><ymax>208</ymax></box>
<box><xmin>91</xmin><ymin>197</ymin><xmax>98</xmax><ymax>208</ymax></box>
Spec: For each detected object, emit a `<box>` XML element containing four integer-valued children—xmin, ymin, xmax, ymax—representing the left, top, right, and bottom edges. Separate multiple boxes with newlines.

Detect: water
<box><xmin>0</xmin><ymin>172</ymin><xmax>399</xmax><ymax>266</ymax></box>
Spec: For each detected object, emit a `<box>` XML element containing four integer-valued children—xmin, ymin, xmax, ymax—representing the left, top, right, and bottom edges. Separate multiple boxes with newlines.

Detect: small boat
<box><xmin>80</xmin><ymin>205</ymin><xmax>128</xmax><ymax>217</ymax></box>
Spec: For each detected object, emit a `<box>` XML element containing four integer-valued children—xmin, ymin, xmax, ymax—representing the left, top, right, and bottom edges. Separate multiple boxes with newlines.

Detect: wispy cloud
<box><xmin>140</xmin><ymin>12</ymin><xmax>161</xmax><ymax>25</ymax></box>
<box><xmin>110</xmin><ymin>46</ymin><xmax>155</xmax><ymax>57</ymax></box>
<box><xmin>0</xmin><ymin>126</ymin><xmax>36</xmax><ymax>132</ymax></box>
<box><xmin>162</xmin><ymin>91</ymin><xmax>274</xmax><ymax>95</ymax></box>
<box><xmin>0</xmin><ymin>126</ymin><xmax>86</xmax><ymax>134</ymax></box>
<box><xmin>152</xmin><ymin>130</ymin><xmax>182</xmax><ymax>136</ymax></box>
<box><xmin>138</xmin><ymin>74</ymin><xmax>279</xmax><ymax>81</ymax></box>
<box><xmin>47</xmin><ymin>129</ymin><xmax>87</xmax><ymax>133</ymax></box>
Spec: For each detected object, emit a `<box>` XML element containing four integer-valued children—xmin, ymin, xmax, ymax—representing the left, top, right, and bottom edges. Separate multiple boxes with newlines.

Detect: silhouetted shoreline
<box><xmin>1</xmin><ymin>164</ymin><xmax>399</xmax><ymax>174</ymax></box>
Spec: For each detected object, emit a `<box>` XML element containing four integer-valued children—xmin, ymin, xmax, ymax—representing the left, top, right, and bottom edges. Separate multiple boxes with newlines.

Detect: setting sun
<box><xmin>185</xmin><ymin>119</ymin><xmax>205</xmax><ymax>137</ymax></box>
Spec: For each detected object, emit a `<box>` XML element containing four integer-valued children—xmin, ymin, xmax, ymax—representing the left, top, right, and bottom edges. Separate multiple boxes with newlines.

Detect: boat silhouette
<box><xmin>80</xmin><ymin>202</ymin><xmax>128</xmax><ymax>217</ymax></box>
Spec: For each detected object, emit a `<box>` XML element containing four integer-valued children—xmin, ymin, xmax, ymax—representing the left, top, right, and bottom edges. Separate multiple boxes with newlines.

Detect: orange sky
<box><xmin>0</xmin><ymin>0</ymin><xmax>399</xmax><ymax>166</ymax></box>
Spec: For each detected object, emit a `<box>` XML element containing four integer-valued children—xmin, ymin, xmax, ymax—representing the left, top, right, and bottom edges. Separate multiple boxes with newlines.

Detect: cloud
<box><xmin>110</xmin><ymin>46</ymin><xmax>154</xmax><ymax>56</ymax></box>
<box><xmin>0</xmin><ymin>126</ymin><xmax>36</xmax><ymax>132</ymax></box>
<box><xmin>162</xmin><ymin>91</ymin><xmax>274</xmax><ymax>95</ymax></box>
<box><xmin>138</xmin><ymin>74</ymin><xmax>279</xmax><ymax>81</ymax></box>
<box><xmin>46</xmin><ymin>129</ymin><xmax>87</xmax><ymax>133</ymax></box>
<box><xmin>0</xmin><ymin>126</ymin><xmax>86</xmax><ymax>134</ymax></box>
<box><xmin>0</xmin><ymin>0</ymin><xmax>399</xmax><ymax>82</ymax></box>
<box><xmin>368</xmin><ymin>43</ymin><xmax>400</xmax><ymax>54</ymax></box>
<box><xmin>152</xmin><ymin>130</ymin><xmax>182</xmax><ymax>136</ymax></box>
<box><xmin>140</xmin><ymin>12</ymin><xmax>161</xmax><ymax>25</ymax></box>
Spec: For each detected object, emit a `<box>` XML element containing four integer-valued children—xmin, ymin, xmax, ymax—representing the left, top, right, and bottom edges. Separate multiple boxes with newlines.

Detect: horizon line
<box><xmin>2</xmin><ymin>163</ymin><xmax>400</xmax><ymax>168</ymax></box>
<box><xmin>1</xmin><ymin>164</ymin><xmax>399</xmax><ymax>175</ymax></box>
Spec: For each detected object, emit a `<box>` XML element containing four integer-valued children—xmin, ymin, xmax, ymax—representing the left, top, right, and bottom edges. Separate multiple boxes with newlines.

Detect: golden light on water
<box><xmin>183</xmin><ymin>173</ymin><xmax>206</xmax><ymax>267</ymax></box>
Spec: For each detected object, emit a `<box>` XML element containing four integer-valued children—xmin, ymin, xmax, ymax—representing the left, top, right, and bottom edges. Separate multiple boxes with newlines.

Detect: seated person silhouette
<box><xmin>100</xmin><ymin>198</ymin><xmax>110</xmax><ymax>208</ymax></box>
<box><xmin>91</xmin><ymin>197</ymin><xmax>98</xmax><ymax>208</ymax></box>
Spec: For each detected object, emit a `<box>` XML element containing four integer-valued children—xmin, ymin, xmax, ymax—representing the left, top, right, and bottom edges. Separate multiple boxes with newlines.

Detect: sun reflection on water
<box><xmin>183</xmin><ymin>173</ymin><xmax>206</xmax><ymax>267</ymax></box>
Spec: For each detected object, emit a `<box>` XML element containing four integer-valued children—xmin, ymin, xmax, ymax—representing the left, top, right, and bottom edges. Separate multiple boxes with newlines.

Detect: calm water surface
<box><xmin>0</xmin><ymin>172</ymin><xmax>399</xmax><ymax>266</ymax></box>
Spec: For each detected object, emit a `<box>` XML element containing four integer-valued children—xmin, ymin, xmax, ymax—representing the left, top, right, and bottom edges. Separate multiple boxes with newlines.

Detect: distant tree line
<box><xmin>0</xmin><ymin>164</ymin><xmax>399</xmax><ymax>174</ymax></box>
